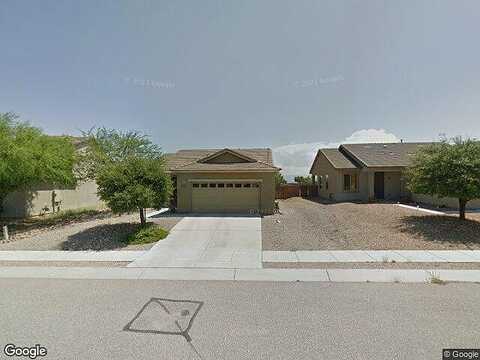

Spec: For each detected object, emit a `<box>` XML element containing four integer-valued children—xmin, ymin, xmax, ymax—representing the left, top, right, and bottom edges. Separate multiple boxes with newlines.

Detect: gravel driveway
<box><xmin>262</xmin><ymin>197</ymin><xmax>480</xmax><ymax>250</ymax></box>
<box><xmin>0</xmin><ymin>212</ymin><xmax>183</xmax><ymax>251</ymax></box>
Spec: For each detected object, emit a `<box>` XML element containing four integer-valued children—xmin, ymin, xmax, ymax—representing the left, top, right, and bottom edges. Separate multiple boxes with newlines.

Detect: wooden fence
<box><xmin>276</xmin><ymin>184</ymin><xmax>318</xmax><ymax>200</ymax></box>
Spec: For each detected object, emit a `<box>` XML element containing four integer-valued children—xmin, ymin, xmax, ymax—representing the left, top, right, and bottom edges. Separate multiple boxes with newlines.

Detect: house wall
<box><xmin>334</xmin><ymin>169</ymin><xmax>364</xmax><ymax>202</ymax></box>
<box><xmin>1</xmin><ymin>181</ymin><xmax>105</xmax><ymax>218</ymax></box>
<box><xmin>310</xmin><ymin>152</ymin><xmax>341</xmax><ymax>200</ymax></box>
<box><xmin>175</xmin><ymin>171</ymin><xmax>276</xmax><ymax>214</ymax></box>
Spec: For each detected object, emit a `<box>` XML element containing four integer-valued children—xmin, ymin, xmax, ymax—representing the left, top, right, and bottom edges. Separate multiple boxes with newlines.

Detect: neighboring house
<box><xmin>1</xmin><ymin>181</ymin><xmax>105</xmax><ymax>218</ymax></box>
<box><xmin>1</xmin><ymin>137</ymin><xmax>105</xmax><ymax>218</ymax></box>
<box><xmin>166</xmin><ymin>148</ymin><xmax>279</xmax><ymax>214</ymax></box>
<box><xmin>309</xmin><ymin>142</ymin><xmax>480</xmax><ymax>209</ymax></box>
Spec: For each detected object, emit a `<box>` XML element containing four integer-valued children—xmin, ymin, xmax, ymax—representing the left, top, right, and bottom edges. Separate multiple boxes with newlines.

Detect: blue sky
<box><xmin>1</xmin><ymin>1</ymin><xmax>480</xmax><ymax>176</ymax></box>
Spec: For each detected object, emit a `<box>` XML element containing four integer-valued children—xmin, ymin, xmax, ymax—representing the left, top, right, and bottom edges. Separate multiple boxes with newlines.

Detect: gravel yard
<box><xmin>262</xmin><ymin>197</ymin><xmax>480</xmax><ymax>251</ymax></box>
<box><xmin>0</xmin><ymin>212</ymin><xmax>183</xmax><ymax>251</ymax></box>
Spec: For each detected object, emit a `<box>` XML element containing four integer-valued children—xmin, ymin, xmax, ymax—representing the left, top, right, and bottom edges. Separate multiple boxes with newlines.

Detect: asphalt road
<box><xmin>1</xmin><ymin>279</ymin><xmax>479</xmax><ymax>360</ymax></box>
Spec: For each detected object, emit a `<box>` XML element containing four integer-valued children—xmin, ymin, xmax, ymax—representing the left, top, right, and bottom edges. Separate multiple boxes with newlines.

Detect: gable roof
<box><xmin>166</xmin><ymin>148</ymin><xmax>278</xmax><ymax>172</ymax></box>
<box><xmin>198</xmin><ymin>148</ymin><xmax>257</xmax><ymax>163</ymax></box>
<box><xmin>340</xmin><ymin>142</ymin><xmax>432</xmax><ymax>168</ymax></box>
<box><xmin>314</xmin><ymin>148</ymin><xmax>358</xmax><ymax>170</ymax></box>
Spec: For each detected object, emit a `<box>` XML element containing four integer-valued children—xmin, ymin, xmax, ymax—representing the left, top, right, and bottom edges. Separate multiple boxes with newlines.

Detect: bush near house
<box><xmin>0</xmin><ymin>112</ymin><xmax>77</xmax><ymax>216</ymax></box>
<box><xmin>84</xmin><ymin>128</ymin><xmax>172</xmax><ymax>226</ymax></box>
<box><xmin>126</xmin><ymin>224</ymin><xmax>169</xmax><ymax>245</ymax></box>
<box><xmin>406</xmin><ymin>138</ymin><xmax>480</xmax><ymax>220</ymax></box>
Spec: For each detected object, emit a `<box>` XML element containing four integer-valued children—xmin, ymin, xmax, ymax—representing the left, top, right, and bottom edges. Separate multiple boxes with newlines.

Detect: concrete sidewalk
<box><xmin>0</xmin><ymin>266</ymin><xmax>479</xmax><ymax>283</ymax></box>
<box><xmin>0</xmin><ymin>250</ymin><xmax>146</xmax><ymax>262</ymax></box>
<box><xmin>263</xmin><ymin>250</ymin><xmax>480</xmax><ymax>263</ymax></box>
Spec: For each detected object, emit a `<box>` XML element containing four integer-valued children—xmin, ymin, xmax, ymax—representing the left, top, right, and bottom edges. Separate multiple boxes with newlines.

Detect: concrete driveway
<box><xmin>129</xmin><ymin>215</ymin><xmax>261</xmax><ymax>268</ymax></box>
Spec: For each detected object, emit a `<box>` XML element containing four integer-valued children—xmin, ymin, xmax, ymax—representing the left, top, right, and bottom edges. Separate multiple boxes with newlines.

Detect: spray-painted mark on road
<box><xmin>123</xmin><ymin>297</ymin><xmax>205</xmax><ymax>358</ymax></box>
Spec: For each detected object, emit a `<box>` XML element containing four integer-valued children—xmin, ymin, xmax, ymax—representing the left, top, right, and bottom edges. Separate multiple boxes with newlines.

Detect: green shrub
<box><xmin>126</xmin><ymin>224</ymin><xmax>169</xmax><ymax>245</ymax></box>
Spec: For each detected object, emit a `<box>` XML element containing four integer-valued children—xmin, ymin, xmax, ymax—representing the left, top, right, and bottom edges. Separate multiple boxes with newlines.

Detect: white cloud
<box><xmin>272</xmin><ymin>129</ymin><xmax>400</xmax><ymax>181</ymax></box>
<box><xmin>343</xmin><ymin>129</ymin><xmax>399</xmax><ymax>144</ymax></box>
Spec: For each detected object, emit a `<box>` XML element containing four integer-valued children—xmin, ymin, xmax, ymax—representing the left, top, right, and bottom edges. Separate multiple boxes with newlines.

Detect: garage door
<box><xmin>191</xmin><ymin>182</ymin><xmax>260</xmax><ymax>213</ymax></box>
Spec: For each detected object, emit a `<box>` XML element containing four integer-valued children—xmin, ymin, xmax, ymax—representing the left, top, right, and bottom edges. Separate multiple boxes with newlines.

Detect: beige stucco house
<box><xmin>309</xmin><ymin>142</ymin><xmax>480</xmax><ymax>209</ymax></box>
<box><xmin>166</xmin><ymin>148</ymin><xmax>279</xmax><ymax>214</ymax></box>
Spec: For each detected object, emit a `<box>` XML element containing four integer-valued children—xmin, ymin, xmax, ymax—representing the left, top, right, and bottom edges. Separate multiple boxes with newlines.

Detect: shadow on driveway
<box><xmin>396</xmin><ymin>215</ymin><xmax>480</xmax><ymax>247</ymax></box>
<box><xmin>61</xmin><ymin>223</ymin><xmax>142</xmax><ymax>251</ymax></box>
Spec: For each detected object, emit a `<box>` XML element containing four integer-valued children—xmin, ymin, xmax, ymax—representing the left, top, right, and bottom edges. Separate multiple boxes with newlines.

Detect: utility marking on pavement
<box><xmin>123</xmin><ymin>297</ymin><xmax>205</xmax><ymax>358</ymax></box>
<box><xmin>123</xmin><ymin>297</ymin><xmax>203</xmax><ymax>342</ymax></box>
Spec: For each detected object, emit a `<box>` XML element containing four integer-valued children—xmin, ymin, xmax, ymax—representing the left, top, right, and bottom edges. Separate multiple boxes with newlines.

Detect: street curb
<box><xmin>1</xmin><ymin>267</ymin><xmax>480</xmax><ymax>283</ymax></box>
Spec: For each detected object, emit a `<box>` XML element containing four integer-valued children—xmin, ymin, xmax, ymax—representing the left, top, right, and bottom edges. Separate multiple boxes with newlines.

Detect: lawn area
<box><xmin>262</xmin><ymin>197</ymin><xmax>480</xmax><ymax>251</ymax></box>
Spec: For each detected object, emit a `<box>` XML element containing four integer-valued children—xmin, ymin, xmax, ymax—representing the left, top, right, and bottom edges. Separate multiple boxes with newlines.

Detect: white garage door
<box><xmin>191</xmin><ymin>182</ymin><xmax>260</xmax><ymax>213</ymax></box>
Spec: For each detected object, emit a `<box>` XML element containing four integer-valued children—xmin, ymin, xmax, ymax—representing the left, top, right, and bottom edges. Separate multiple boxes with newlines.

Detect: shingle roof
<box><xmin>340</xmin><ymin>142</ymin><xmax>432</xmax><ymax>167</ymax></box>
<box><xmin>166</xmin><ymin>148</ymin><xmax>278</xmax><ymax>172</ymax></box>
<box><xmin>320</xmin><ymin>148</ymin><xmax>357</xmax><ymax>169</ymax></box>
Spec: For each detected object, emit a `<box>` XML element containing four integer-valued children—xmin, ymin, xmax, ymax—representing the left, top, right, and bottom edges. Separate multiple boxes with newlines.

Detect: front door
<box><xmin>374</xmin><ymin>172</ymin><xmax>385</xmax><ymax>200</ymax></box>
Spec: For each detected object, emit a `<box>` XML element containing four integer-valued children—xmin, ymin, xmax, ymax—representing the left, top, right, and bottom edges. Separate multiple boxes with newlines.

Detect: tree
<box><xmin>0</xmin><ymin>112</ymin><xmax>76</xmax><ymax>214</ymax></box>
<box><xmin>294</xmin><ymin>175</ymin><xmax>313</xmax><ymax>184</ymax></box>
<box><xmin>275</xmin><ymin>172</ymin><xmax>287</xmax><ymax>189</ymax></box>
<box><xmin>80</xmin><ymin>127</ymin><xmax>162</xmax><ymax>179</ymax></box>
<box><xmin>406</xmin><ymin>138</ymin><xmax>480</xmax><ymax>220</ymax></box>
<box><xmin>85</xmin><ymin>128</ymin><xmax>172</xmax><ymax>226</ymax></box>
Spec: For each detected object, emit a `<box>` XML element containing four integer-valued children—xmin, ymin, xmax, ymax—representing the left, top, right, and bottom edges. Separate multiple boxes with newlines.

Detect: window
<box><xmin>209</xmin><ymin>183</ymin><xmax>216</xmax><ymax>188</ymax></box>
<box><xmin>235</xmin><ymin>183</ymin><xmax>242</xmax><ymax>188</ymax></box>
<box><xmin>243</xmin><ymin>183</ymin><xmax>251</xmax><ymax>188</ymax></box>
<box><xmin>201</xmin><ymin>183</ymin><xmax>208</xmax><ymax>188</ymax></box>
<box><xmin>318</xmin><ymin>176</ymin><xmax>323</xmax><ymax>189</ymax></box>
<box><xmin>192</xmin><ymin>183</ymin><xmax>199</xmax><ymax>188</ymax></box>
<box><xmin>325</xmin><ymin>175</ymin><xmax>329</xmax><ymax>190</ymax></box>
<box><xmin>226</xmin><ymin>183</ymin><xmax>234</xmax><ymax>188</ymax></box>
<box><xmin>252</xmin><ymin>183</ymin><xmax>259</xmax><ymax>188</ymax></box>
<box><xmin>343</xmin><ymin>174</ymin><xmax>358</xmax><ymax>192</ymax></box>
<box><xmin>218</xmin><ymin>183</ymin><xmax>225</xmax><ymax>188</ymax></box>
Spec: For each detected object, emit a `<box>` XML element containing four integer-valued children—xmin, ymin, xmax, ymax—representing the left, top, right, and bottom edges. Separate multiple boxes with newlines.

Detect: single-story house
<box><xmin>166</xmin><ymin>148</ymin><xmax>279</xmax><ymax>214</ymax></box>
<box><xmin>309</xmin><ymin>142</ymin><xmax>480</xmax><ymax>209</ymax></box>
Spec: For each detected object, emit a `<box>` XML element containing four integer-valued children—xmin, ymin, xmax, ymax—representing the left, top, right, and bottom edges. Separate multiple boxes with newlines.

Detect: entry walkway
<box><xmin>128</xmin><ymin>215</ymin><xmax>262</xmax><ymax>268</ymax></box>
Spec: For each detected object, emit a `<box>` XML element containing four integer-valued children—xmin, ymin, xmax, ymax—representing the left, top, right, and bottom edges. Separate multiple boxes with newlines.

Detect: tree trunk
<box><xmin>0</xmin><ymin>193</ymin><xmax>6</xmax><ymax>217</ymax></box>
<box><xmin>459</xmin><ymin>199</ymin><xmax>467</xmax><ymax>220</ymax></box>
<box><xmin>139</xmin><ymin>208</ymin><xmax>146</xmax><ymax>226</ymax></box>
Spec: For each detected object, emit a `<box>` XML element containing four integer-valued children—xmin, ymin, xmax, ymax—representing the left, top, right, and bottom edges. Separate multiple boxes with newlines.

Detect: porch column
<box><xmin>367</xmin><ymin>171</ymin><xmax>375</xmax><ymax>201</ymax></box>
